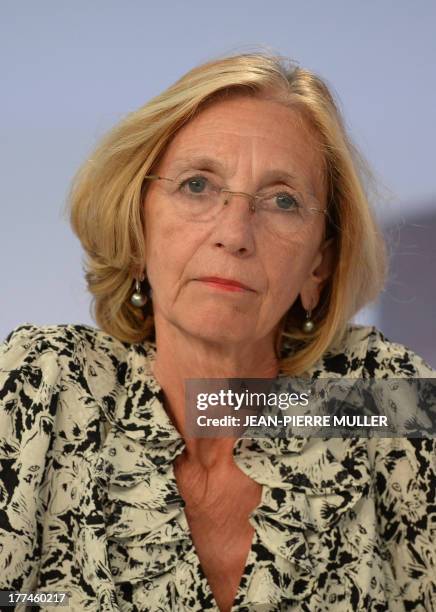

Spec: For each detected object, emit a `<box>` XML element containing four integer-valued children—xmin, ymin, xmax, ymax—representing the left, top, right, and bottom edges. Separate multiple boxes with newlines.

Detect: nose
<box><xmin>222</xmin><ymin>189</ymin><xmax>256</xmax><ymax>213</ymax></box>
<box><xmin>212</xmin><ymin>191</ymin><xmax>256</xmax><ymax>256</ymax></box>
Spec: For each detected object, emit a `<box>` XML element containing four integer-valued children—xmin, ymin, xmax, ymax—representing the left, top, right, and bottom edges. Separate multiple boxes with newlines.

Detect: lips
<box><xmin>196</xmin><ymin>277</ymin><xmax>255</xmax><ymax>291</ymax></box>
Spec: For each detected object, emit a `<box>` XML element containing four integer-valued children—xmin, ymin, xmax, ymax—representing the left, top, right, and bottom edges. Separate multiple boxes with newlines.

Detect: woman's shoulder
<box><xmin>0</xmin><ymin>321</ymin><xmax>160</xmax><ymax>469</ymax></box>
<box><xmin>1</xmin><ymin>321</ymin><xmax>132</xmax><ymax>362</ymax></box>
<box><xmin>0</xmin><ymin>322</ymin><xmax>157</xmax><ymax>426</ymax></box>
<box><xmin>0</xmin><ymin>321</ymin><xmax>147</xmax><ymax>382</ymax></box>
<box><xmin>313</xmin><ymin>322</ymin><xmax>435</xmax><ymax>378</ymax></box>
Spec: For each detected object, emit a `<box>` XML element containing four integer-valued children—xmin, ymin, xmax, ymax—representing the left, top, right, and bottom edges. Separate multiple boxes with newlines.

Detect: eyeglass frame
<box><xmin>142</xmin><ymin>174</ymin><xmax>330</xmax><ymax>220</ymax></box>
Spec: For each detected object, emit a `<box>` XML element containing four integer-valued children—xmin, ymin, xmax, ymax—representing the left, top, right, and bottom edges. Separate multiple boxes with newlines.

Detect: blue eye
<box><xmin>275</xmin><ymin>192</ymin><xmax>300</xmax><ymax>210</ymax></box>
<box><xmin>180</xmin><ymin>176</ymin><xmax>208</xmax><ymax>194</ymax></box>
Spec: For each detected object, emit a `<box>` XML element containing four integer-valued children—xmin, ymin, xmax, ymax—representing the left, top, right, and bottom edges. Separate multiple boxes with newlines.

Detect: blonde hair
<box><xmin>66</xmin><ymin>50</ymin><xmax>387</xmax><ymax>376</ymax></box>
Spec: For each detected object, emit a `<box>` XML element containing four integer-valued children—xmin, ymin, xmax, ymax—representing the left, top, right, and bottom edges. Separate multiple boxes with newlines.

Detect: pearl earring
<box><xmin>130</xmin><ymin>277</ymin><xmax>148</xmax><ymax>308</ymax></box>
<box><xmin>302</xmin><ymin>309</ymin><xmax>315</xmax><ymax>334</ymax></box>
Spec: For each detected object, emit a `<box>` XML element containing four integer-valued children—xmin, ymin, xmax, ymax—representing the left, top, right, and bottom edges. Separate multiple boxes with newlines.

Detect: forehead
<box><xmin>157</xmin><ymin>95</ymin><xmax>326</xmax><ymax>198</ymax></box>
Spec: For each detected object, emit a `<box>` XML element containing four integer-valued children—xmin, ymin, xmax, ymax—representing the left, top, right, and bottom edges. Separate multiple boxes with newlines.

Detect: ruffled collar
<box><xmin>92</xmin><ymin>332</ymin><xmax>372</xmax><ymax>610</ymax></box>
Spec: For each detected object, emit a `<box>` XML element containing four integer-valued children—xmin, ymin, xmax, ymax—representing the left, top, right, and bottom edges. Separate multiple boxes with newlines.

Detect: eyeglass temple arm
<box><xmin>309</xmin><ymin>207</ymin><xmax>329</xmax><ymax>214</ymax></box>
<box><xmin>143</xmin><ymin>175</ymin><xmax>173</xmax><ymax>182</ymax></box>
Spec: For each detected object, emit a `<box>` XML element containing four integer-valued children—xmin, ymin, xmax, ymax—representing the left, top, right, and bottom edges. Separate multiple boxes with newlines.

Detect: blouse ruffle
<box><xmin>91</xmin><ymin>338</ymin><xmax>374</xmax><ymax>610</ymax></box>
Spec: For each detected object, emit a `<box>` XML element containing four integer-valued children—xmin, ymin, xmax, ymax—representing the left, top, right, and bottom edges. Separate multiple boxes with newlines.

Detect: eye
<box><xmin>273</xmin><ymin>191</ymin><xmax>301</xmax><ymax>211</ymax></box>
<box><xmin>179</xmin><ymin>175</ymin><xmax>210</xmax><ymax>194</ymax></box>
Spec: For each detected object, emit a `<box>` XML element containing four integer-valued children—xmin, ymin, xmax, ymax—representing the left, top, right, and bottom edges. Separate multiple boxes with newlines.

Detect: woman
<box><xmin>0</xmin><ymin>52</ymin><xmax>435</xmax><ymax>612</ymax></box>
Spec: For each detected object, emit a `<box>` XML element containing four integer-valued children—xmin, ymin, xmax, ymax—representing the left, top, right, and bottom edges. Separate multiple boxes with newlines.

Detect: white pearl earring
<box><xmin>130</xmin><ymin>277</ymin><xmax>148</xmax><ymax>308</ymax></box>
<box><xmin>302</xmin><ymin>309</ymin><xmax>314</xmax><ymax>333</ymax></box>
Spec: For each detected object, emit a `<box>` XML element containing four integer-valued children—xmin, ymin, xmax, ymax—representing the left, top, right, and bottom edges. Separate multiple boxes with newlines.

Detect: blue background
<box><xmin>1</xmin><ymin>1</ymin><xmax>435</xmax><ymax>364</ymax></box>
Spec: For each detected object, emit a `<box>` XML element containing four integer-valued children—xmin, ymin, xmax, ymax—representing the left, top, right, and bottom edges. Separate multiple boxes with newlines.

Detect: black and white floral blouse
<box><xmin>0</xmin><ymin>322</ymin><xmax>435</xmax><ymax>612</ymax></box>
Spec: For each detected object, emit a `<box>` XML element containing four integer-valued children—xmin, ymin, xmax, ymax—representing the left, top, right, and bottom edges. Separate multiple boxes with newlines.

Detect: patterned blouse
<box><xmin>0</xmin><ymin>322</ymin><xmax>435</xmax><ymax>612</ymax></box>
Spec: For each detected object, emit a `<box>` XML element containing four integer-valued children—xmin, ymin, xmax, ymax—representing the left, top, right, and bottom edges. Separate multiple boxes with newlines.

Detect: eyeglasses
<box><xmin>143</xmin><ymin>173</ymin><xmax>329</xmax><ymax>239</ymax></box>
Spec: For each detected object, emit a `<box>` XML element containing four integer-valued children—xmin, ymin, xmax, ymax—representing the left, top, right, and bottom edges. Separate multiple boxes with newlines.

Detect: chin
<box><xmin>177</xmin><ymin>311</ymin><xmax>254</xmax><ymax>345</ymax></box>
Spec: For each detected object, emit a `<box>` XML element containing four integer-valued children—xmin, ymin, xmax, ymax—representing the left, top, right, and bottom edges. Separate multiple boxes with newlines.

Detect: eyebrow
<box><xmin>169</xmin><ymin>154</ymin><xmax>303</xmax><ymax>189</ymax></box>
<box><xmin>171</xmin><ymin>154</ymin><xmax>225</xmax><ymax>173</ymax></box>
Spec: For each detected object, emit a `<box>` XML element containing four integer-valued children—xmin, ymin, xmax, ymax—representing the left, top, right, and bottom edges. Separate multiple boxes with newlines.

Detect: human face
<box><xmin>143</xmin><ymin>95</ymin><xmax>332</xmax><ymax>348</ymax></box>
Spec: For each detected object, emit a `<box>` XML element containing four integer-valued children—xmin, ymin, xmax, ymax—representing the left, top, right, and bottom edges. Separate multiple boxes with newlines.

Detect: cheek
<box><xmin>145</xmin><ymin>206</ymin><xmax>204</xmax><ymax>288</ymax></box>
<box><xmin>264</xmin><ymin>238</ymin><xmax>318</xmax><ymax>299</ymax></box>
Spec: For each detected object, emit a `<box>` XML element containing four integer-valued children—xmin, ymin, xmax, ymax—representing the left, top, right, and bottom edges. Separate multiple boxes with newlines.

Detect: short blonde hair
<box><xmin>66</xmin><ymin>51</ymin><xmax>387</xmax><ymax>376</ymax></box>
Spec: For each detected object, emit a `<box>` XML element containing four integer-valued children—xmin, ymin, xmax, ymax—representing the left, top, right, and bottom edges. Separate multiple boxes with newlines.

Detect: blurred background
<box><xmin>1</xmin><ymin>0</ymin><xmax>435</xmax><ymax>366</ymax></box>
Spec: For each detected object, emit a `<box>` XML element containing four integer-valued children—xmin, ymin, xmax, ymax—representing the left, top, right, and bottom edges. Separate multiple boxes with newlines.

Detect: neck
<box><xmin>151</xmin><ymin>313</ymin><xmax>280</xmax><ymax>467</ymax></box>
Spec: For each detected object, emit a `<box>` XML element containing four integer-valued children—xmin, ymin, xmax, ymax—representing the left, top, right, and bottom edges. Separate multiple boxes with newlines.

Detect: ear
<box><xmin>131</xmin><ymin>268</ymin><xmax>146</xmax><ymax>282</ymax></box>
<box><xmin>300</xmin><ymin>237</ymin><xmax>335</xmax><ymax>310</ymax></box>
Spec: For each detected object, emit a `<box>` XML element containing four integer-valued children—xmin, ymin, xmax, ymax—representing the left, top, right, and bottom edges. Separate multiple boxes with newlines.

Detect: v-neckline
<box><xmin>171</xmin><ymin>446</ymin><xmax>265</xmax><ymax>611</ymax></box>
